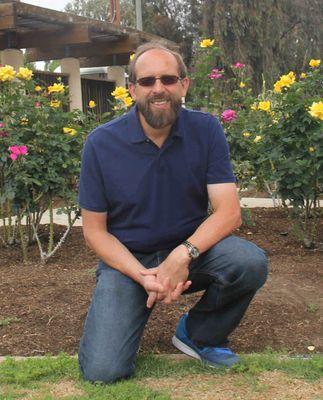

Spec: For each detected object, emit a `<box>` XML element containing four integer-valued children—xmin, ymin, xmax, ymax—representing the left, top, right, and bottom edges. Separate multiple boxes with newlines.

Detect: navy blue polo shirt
<box><xmin>78</xmin><ymin>106</ymin><xmax>236</xmax><ymax>252</ymax></box>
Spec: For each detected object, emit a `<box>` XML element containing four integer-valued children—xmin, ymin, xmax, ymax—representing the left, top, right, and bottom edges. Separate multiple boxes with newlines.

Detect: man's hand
<box><xmin>140</xmin><ymin>273</ymin><xmax>166</xmax><ymax>308</ymax></box>
<box><xmin>141</xmin><ymin>245</ymin><xmax>192</xmax><ymax>305</ymax></box>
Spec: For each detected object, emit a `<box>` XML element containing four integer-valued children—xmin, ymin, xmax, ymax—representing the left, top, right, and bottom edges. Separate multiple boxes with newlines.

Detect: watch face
<box><xmin>191</xmin><ymin>247</ymin><xmax>199</xmax><ymax>259</ymax></box>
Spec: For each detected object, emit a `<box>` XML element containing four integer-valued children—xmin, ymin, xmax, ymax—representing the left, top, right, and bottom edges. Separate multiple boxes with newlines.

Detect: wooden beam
<box><xmin>15</xmin><ymin>2</ymin><xmax>129</xmax><ymax>35</ymax></box>
<box><xmin>0</xmin><ymin>3</ymin><xmax>16</xmax><ymax>30</ymax></box>
<box><xmin>26</xmin><ymin>36</ymin><xmax>141</xmax><ymax>62</ymax></box>
<box><xmin>80</xmin><ymin>53</ymin><xmax>131</xmax><ymax>67</ymax></box>
<box><xmin>0</xmin><ymin>24</ymin><xmax>91</xmax><ymax>50</ymax></box>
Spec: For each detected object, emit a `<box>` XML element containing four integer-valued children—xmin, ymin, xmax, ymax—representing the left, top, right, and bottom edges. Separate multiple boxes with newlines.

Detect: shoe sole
<box><xmin>172</xmin><ymin>335</ymin><xmax>202</xmax><ymax>361</ymax></box>
<box><xmin>172</xmin><ymin>336</ymin><xmax>233</xmax><ymax>368</ymax></box>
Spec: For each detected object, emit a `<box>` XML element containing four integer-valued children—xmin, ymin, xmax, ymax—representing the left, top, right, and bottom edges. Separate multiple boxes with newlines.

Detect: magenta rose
<box><xmin>221</xmin><ymin>109</ymin><xmax>237</xmax><ymax>122</ymax></box>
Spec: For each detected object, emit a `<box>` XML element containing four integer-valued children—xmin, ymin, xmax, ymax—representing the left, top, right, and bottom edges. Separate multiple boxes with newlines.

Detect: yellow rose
<box><xmin>111</xmin><ymin>86</ymin><xmax>128</xmax><ymax>99</ymax></box>
<box><xmin>200</xmin><ymin>39</ymin><xmax>215</xmax><ymax>48</ymax></box>
<box><xmin>47</xmin><ymin>83</ymin><xmax>65</xmax><ymax>94</ymax></box>
<box><xmin>300</xmin><ymin>73</ymin><xmax>306</xmax><ymax>79</ymax></box>
<box><xmin>258</xmin><ymin>101</ymin><xmax>271</xmax><ymax>112</ymax></box>
<box><xmin>274</xmin><ymin>81</ymin><xmax>282</xmax><ymax>93</ymax></box>
<box><xmin>243</xmin><ymin>132</ymin><xmax>251</xmax><ymax>138</ymax></box>
<box><xmin>123</xmin><ymin>96</ymin><xmax>133</xmax><ymax>107</ymax></box>
<box><xmin>309</xmin><ymin>59</ymin><xmax>320</xmax><ymax>68</ymax></box>
<box><xmin>0</xmin><ymin>65</ymin><xmax>15</xmax><ymax>82</ymax></box>
<box><xmin>50</xmin><ymin>99</ymin><xmax>61</xmax><ymax>108</ymax></box>
<box><xmin>309</xmin><ymin>147</ymin><xmax>315</xmax><ymax>153</ymax></box>
<box><xmin>274</xmin><ymin>71</ymin><xmax>295</xmax><ymax>93</ymax></box>
<box><xmin>63</xmin><ymin>127</ymin><xmax>77</xmax><ymax>136</ymax></box>
<box><xmin>88</xmin><ymin>100</ymin><xmax>96</xmax><ymax>108</ymax></box>
<box><xmin>35</xmin><ymin>85</ymin><xmax>42</xmax><ymax>92</ymax></box>
<box><xmin>254</xmin><ymin>135</ymin><xmax>262</xmax><ymax>143</ymax></box>
<box><xmin>239</xmin><ymin>82</ymin><xmax>246</xmax><ymax>88</ymax></box>
<box><xmin>16</xmin><ymin>67</ymin><xmax>33</xmax><ymax>81</ymax></box>
<box><xmin>308</xmin><ymin>101</ymin><xmax>323</xmax><ymax>120</ymax></box>
<box><xmin>20</xmin><ymin>117</ymin><xmax>29</xmax><ymax>126</ymax></box>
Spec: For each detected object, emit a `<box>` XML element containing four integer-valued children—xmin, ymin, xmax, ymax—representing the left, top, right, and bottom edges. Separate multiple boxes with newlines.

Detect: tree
<box><xmin>201</xmin><ymin>0</ymin><xmax>323</xmax><ymax>92</ymax></box>
<box><xmin>64</xmin><ymin>0</ymin><xmax>204</xmax><ymax>64</ymax></box>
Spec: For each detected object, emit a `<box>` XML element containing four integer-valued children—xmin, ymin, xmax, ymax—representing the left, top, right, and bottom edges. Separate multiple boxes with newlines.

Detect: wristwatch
<box><xmin>182</xmin><ymin>240</ymin><xmax>200</xmax><ymax>259</ymax></box>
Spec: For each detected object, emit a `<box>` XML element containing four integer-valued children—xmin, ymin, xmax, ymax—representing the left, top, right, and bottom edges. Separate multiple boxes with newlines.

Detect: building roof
<box><xmin>0</xmin><ymin>1</ymin><xmax>178</xmax><ymax>67</ymax></box>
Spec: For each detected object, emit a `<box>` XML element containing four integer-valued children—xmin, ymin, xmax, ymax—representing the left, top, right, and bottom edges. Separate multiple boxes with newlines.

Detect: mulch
<box><xmin>0</xmin><ymin>208</ymin><xmax>322</xmax><ymax>356</ymax></box>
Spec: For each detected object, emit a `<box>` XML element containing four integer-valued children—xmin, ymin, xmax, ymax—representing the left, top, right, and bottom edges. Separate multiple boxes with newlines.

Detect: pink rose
<box><xmin>221</xmin><ymin>109</ymin><xmax>237</xmax><ymax>122</ymax></box>
<box><xmin>10</xmin><ymin>153</ymin><xmax>18</xmax><ymax>161</ymax></box>
<box><xmin>208</xmin><ymin>68</ymin><xmax>223</xmax><ymax>80</ymax></box>
<box><xmin>233</xmin><ymin>62</ymin><xmax>245</xmax><ymax>69</ymax></box>
<box><xmin>9</xmin><ymin>145</ymin><xmax>21</xmax><ymax>155</ymax></box>
<box><xmin>19</xmin><ymin>145</ymin><xmax>28</xmax><ymax>155</ymax></box>
<box><xmin>0</xmin><ymin>122</ymin><xmax>4</xmax><ymax>128</ymax></box>
<box><xmin>35</xmin><ymin>101</ymin><xmax>41</xmax><ymax>108</ymax></box>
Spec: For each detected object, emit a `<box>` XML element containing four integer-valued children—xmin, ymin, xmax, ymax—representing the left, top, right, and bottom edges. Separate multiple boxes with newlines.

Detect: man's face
<box><xmin>128</xmin><ymin>49</ymin><xmax>189</xmax><ymax>130</ymax></box>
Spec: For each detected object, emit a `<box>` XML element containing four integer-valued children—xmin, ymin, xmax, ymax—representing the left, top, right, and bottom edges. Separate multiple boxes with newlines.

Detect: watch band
<box><xmin>182</xmin><ymin>240</ymin><xmax>200</xmax><ymax>259</ymax></box>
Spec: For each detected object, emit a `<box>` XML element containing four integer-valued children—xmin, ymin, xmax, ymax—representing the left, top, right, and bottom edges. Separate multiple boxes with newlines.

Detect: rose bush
<box><xmin>187</xmin><ymin>42</ymin><xmax>322</xmax><ymax>247</ymax></box>
<box><xmin>0</xmin><ymin>66</ymin><xmax>89</xmax><ymax>261</ymax></box>
<box><xmin>0</xmin><ymin>65</ymin><xmax>134</xmax><ymax>262</ymax></box>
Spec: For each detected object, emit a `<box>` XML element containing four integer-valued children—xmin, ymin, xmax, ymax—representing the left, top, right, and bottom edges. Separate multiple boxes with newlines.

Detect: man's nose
<box><xmin>152</xmin><ymin>78</ymin><xmax>165</xmax><ymax>92</ymax></box>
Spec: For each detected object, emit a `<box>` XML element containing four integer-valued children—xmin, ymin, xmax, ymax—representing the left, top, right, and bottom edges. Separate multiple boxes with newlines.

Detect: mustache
<box><xmin>148</xmin><ymin>95</ymin><xmax>171</xmax><ymax>103</ymax></box>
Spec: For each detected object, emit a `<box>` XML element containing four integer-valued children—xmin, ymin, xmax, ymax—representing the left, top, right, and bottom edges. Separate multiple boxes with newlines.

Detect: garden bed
<box><xmin>0</xmin><ymin>208</ymin><xmax>322</xmax><ymax>356</ymax></box>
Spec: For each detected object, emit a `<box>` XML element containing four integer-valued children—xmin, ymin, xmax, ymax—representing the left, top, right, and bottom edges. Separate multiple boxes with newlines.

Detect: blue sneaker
<box><xmin>172</xmin><ymin>313</ymin><xmax>239</xmax><ymax>368</ymax></box>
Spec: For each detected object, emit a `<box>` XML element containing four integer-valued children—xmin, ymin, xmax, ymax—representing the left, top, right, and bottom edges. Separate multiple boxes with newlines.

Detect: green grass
<box><xmin>0</xmin><ymin>352</ymin><xmax>322</xmax><ymax>400</ymax></box>
<box><xmin>0</xmin><ymin>317</ymin><xmax>21</xmax><ymax>327</ymax></box>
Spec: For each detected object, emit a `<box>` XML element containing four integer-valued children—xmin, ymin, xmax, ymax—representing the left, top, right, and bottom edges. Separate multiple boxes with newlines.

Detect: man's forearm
<box><xmin>84</xmin><ymin>229</ymin><xmax>146</xmax><ymax>284</ymax></box>
<box><xmin>186</xmin><ymin>207</ymin><xmax>241</xmax><ymax>254</ymax></box>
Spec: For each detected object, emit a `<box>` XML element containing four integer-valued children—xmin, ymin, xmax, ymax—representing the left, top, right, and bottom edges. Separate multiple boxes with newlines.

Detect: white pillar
<box><xmin>1</xmin><ymin>49</ymin><xmax>24</xmax><ymax>72</ymax></box>
<box><xmin>61</xmin><ymin>57</ymin><xmax>83</xmax><ymax>111</ymax></box>
<box><xmin>107</xmin><ymin>66</ymin><xmax>126</xmax><ymax>87</ymax></box>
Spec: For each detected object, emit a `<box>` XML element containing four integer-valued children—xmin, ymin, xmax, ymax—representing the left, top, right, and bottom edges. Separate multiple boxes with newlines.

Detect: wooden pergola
<box><xmin>0</xmin><ymin>1</ymin><xmax>177</xmax><ymax>110</ymax></box>
<box><xmin>0</xmin><ymin>0</ymin><xmax>176</xmax><ymax>66</ymax></box>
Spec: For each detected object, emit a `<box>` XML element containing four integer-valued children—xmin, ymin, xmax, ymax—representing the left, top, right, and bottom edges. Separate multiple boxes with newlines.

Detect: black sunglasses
<box><xmin>135</xmin><ymin>75</ymin><xmax>182</xmax><ymax>87</ymax></box>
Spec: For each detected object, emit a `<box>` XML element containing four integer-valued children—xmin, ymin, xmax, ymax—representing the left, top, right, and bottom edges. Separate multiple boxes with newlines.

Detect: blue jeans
<box><xmin>78</xmin><ymin>235</ymin><xmax>268</xmax><ymax>383</ymax></box>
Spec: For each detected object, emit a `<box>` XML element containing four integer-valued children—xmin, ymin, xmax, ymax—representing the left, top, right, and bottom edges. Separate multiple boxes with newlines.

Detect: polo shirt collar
<box><xmin>128</xmin><ymin>104</ymin><xmax>184</xmax><ymax>143</ymax></box>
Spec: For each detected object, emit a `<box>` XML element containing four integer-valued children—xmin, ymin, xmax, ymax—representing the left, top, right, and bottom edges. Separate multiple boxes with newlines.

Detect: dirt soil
<box><xmin>0</xmin><ymin>208</ymin><xmax>322</xmax><ymax>357</ymax></box>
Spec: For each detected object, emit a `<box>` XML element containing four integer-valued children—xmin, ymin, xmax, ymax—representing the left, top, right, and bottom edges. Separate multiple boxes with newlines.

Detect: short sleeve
<box><xmin>206</xmin><ymin>117</ymin><xmax>236</xmax><ymax>184</ymax></box>
<box><xmin>78</xmin><ymin>138</ymin><xmax>108</xmax><ymax>212</ymax></box>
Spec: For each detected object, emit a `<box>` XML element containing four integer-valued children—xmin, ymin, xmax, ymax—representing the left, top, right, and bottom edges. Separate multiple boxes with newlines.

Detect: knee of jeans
<box><xmin>80</xmin><ymin>357</ymin><xmax>134</xmax><ymax>384</ymax></box>
<box><xmin>243</xmin><ymin>248</ymin><xmax>268</xmax><ymax>290</ymax></box>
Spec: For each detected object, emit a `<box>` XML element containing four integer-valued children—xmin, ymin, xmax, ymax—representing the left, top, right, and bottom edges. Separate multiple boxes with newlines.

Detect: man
<box><xmin>78</xmin><ymin>42</ymin><xmax>268</xmax><ymax>383</ymax></box>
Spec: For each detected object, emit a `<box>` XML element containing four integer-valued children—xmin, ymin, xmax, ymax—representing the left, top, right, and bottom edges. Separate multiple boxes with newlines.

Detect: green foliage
<box><xmin>0</xmin><ymin>70</ymin><xmax>93</xmax><ymax>261</ymax></box>
<box><xmin>256</xmin><ymin>68</ymin><xmax>323</xmax><ymax>247</ymax></box>
<box><xmin>204</xmin><ymin>0</ymin><xmax>322</xmax><ymax>93</ymax></box>
<box><xmin>0</xmin><ymin>68</ymin><xmax>133</xmax><ymax>262</ymax></box>
<box><xmin>187</xmin><ymin>44</ymin><xmax>322</xmax><ymax>247</ymax></box>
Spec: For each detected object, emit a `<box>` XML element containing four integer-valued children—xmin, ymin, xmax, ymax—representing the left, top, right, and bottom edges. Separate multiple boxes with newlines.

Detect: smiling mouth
<box><xmin>149</xmin><ymin>98</ymin><xmax>170</xmax><ymax>109</ymax></box>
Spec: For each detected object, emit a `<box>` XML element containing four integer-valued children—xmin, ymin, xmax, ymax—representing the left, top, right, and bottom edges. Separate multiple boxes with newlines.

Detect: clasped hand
<box><xmin>140</xmin><ymin>246</ymin><xmax>192</xmax><ymax>308</ymax></box>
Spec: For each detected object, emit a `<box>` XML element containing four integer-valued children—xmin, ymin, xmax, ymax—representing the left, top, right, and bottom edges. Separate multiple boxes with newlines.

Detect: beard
<box><xmin>136</xmin><ymin>94</ymin><xmax>182</xmax><ymax>129</ymax></box>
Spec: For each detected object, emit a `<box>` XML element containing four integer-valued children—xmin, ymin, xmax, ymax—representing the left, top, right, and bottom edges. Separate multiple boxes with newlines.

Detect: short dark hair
<box><xmin>128</xmin><ymin>42</ymin><xmax>187</xmax><ymax>83</ymax></box>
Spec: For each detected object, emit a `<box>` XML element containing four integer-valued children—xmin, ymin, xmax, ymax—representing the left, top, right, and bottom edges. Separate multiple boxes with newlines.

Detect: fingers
<box><xmin>157</xmin><ymin>277</ymin><xmax>170</xmax><ymax>301</ymax></box>
<box><xmin>146</xmin><ymin>291</ymin><xmax>157</xmax><ymax>308</ymax></box>
<box><xmin>162</xmin><ymin>280</ymin><xmax>192</xmax><ymax>304</ymax></box>
<box><xmin>140</xmin><ymin>267</ymin><xmax>159</xmax><ymax>276</ymax></box>
<box><xmin>146</xmin><ymin>281</ymin><xmax>164</xmax><ymax>293</ymax></box>
<box><xmin>171</xmin><ymin>280</ymin><xmax>192</xmax><ymax>300</ymax></box>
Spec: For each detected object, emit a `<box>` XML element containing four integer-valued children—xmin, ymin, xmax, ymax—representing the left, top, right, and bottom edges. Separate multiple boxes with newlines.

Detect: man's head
<box><xmin>128</xmin><ymin>42</ymin><xmax>189</xmax><ymax>130</ymax></box>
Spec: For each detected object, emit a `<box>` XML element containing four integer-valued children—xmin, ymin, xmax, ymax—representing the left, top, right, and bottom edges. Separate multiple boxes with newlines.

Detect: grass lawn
<box><xmin>0</xmin><ymin>352</ymin><xmax>322</xmax><ymax>400</ymax></box>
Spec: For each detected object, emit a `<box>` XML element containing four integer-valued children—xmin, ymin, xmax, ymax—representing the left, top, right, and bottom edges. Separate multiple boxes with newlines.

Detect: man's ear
<box><xmin>128</xmin><ymin>82</ymin><xmax>136</xmax><ymax>101</ymax></box>
<box><xmin>180</xmin><ymin>77</ymin><xmax>190</xmax><ymax>97</ymax></box>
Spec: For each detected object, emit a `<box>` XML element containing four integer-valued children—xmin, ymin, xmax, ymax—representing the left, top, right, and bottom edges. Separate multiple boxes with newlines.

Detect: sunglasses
<box><xmin>135</xmin><ymin>75</ymin><xmax>182</xmax><ymax>87</ymax></box>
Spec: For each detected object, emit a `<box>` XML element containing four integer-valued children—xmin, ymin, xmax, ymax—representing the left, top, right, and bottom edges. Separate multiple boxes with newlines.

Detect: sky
<box><xmin>23</xmin><ymin>0</ymin><xmax>69</xmax><ymax>12</ymax></box>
